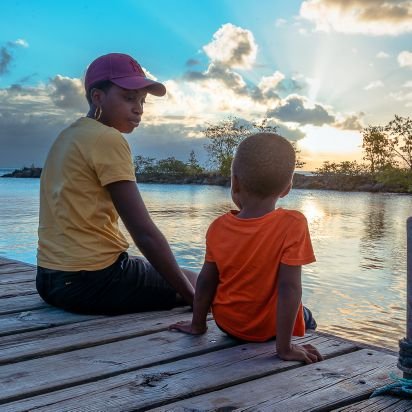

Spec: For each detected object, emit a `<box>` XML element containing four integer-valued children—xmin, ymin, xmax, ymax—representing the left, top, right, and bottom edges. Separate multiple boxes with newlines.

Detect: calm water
<box><xmin>1</xmin><ymin>169</ymin><xmax>411</xmax><ymax>350</ymax></box>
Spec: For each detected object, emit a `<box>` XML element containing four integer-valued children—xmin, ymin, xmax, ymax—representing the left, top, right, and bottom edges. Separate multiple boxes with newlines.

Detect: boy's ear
<box><xmin>279</xmin><ymin>181</ymin><xmax>292</xmax><ymax>198</ymax></box>
<box><xmin>231</xmin><ymin>174</ymin><xmax>241</xmax><ymax>193</ymax></box>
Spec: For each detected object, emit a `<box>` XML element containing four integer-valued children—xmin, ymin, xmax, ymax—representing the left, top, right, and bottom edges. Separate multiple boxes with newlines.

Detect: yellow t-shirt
<box><xmin>37</xmin><ymin>117</ymin><xmax>136</xmax><ymax>271</ymax></box>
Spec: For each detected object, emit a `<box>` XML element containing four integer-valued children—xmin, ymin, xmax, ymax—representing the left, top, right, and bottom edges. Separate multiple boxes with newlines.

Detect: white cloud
<box><xmin>300</xmin><ymin>0</ymin><xmax>412</xmax><ymax>36</ymax></box>
<box><xmin>203</xmin><ymin>23</ymin><xmax>258</xmax><ymax>69</ymax></box>
<box><xmin>376</xmin><ymin>51</ymin><xmax>390</xmax><ymax>59</ymax></box>
<box><xmin>13</xmin><ymin>39</ymin><xmax>29</xmax><ymax>48</ymax></box>
<box><xmin>258</xmin><ymin>71</ymin><xmax>285</xmax><ymax>94</ymax></box>
<box><xmin>398</xmin><ymin>51</ymin><xmax>412</xmax><ymax>68</ymax></box>
<box><xmin>403</xmin><ymin>81</ymin><xmax>412</xmax><ymax>88</ymax></box>
<box><xmin>390</xmin><ymin>90</ymin><xmax>412</xmax><ymax>107</ymax></box>
<box><xmin>49</xmin><ymin>75</ymin><xmax>86</xmax><ymax>110</ymax></box>
<box><xmin>275</xmin><ymin>18</ymin><xmax>287</xmax><ymax>27</ymax></box>
<box><xmin>364</xmin><ymin>80</ymin><xmax>384</xmax><ymax>90</ymax></box>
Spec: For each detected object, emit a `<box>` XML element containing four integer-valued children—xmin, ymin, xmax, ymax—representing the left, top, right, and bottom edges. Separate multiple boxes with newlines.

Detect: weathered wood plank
<box><xmin>0</xmin><ymin>308</ymin><xmax>196</xmax><ymax>364</ymax></box>
<box><xmin>0</xmin><ymin>264</ymin><xmax>36</xmax><ymax>275</ymax></box>
<box><xmin>1</xmin><ymin>334</ymin><xmax>357</xmax><ymax>412</ymax></box>
<box><xmin>0</xmin><ymin>257</ymin><xmax>35</xmax><ymax>267</ymax></box>
<box><xmin>0</xmin><ymin>281</ymin><xmax>36</xmax><ymax>298</ymax></box>
<box><xmin>0</xmin><ymin>322</ymin><xmax>236</xmax><ymax>404</ymax></box>
<box><xmin>333</xmin><ymin>395</ymin><xmax>412</xmax><ymax>411</ymax></box>
<box><xmin>0</xmin><ymin>307</ymin><xmax>101</xmax><ymax>337</ymax></box>
<box><xmin>0</xmin><ymin>294</ymin><xmax>48</xmax><ymax>315</ymax></box>
<box><xmin>0</xmin><ymin>270</ymin><xmax>36</xmax><ymax>284</ymax></box>
<box><xmin>154</xmin><ymin>350</ymin><xmax>397</xmax><ymax>412</ymax></box>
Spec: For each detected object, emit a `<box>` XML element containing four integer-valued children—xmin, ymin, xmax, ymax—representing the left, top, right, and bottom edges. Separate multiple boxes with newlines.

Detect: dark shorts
<box><xmin>216</xmin><ymin>306</ymin><xmax>318</xmax><ymax>341</ymax></box>
<box><xmin>36</xmin><ymin>252</ymin><xmax>180</xmax><ymax>315</ymax></box>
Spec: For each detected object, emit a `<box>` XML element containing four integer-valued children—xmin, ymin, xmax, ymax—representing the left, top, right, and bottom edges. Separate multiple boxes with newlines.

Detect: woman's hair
<box><xmin>86</xmin><ymin>80</ymin><xmax>114</xmax><ymax>105</ymax></box>
<box><xmin>232</xmin><ymin>132</ymin><xmax>296</xmax><ymax>198</ymax></box>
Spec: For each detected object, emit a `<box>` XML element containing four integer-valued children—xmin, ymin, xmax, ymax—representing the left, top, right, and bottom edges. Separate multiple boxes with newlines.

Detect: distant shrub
<box><xmin>376</xmin><ymin>167</ymin><xmax>412</xmax><ymax>193</ymax></box>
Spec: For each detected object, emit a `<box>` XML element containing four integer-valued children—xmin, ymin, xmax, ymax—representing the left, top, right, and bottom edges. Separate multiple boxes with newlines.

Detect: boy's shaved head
<box><xmin>232</xmin><ymin>133</ymin><xmax>296</xmax><ymax>198</ymax></box>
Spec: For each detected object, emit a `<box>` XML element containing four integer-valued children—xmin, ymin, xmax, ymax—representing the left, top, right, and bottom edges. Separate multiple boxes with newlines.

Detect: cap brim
<box><xmin>111</xmin><ymin>77</ymin><xmax>166</xmax><ymax>96</ymax></box>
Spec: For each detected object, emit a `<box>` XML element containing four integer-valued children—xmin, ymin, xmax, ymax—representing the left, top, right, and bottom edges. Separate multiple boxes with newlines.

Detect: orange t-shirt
<box><xmin>205</xmin><ymin>208</ymin><xmax>315</xmax><ymax>342</ymax></box>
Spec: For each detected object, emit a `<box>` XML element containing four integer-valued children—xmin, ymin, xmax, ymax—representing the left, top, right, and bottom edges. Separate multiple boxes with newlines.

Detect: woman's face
<box><xmin>96</xmin><ymin>84</ymin><xmax>147</xmax><ymax>133</ymax></box>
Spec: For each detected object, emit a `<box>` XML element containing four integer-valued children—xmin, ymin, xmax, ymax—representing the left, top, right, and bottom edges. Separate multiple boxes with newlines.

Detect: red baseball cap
<box><xmin>85</xmin><ymin>53</ymin><xmax>166</xmax><ymax>96</ymax></box>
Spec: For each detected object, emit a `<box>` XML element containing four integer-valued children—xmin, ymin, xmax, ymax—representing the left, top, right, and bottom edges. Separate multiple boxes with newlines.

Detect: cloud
<box><xmin>390</xmin><ymin>89</ymin><xmax>412</xmax><ymax>107</ymax></box>
<box><xmin>9</xmin><ymin>39</ymin><xmax>29</xmax><ymax>48</ymax></box>
<box><xmin>398</xmin><ymin>51</ymin><xmax>412</xmax><ymax>68</ymax></box>
<box><xmin>300</xmin><ymin>0</ymin><xmax>412</xmax><ymax>36</ymax></box>
<box><xmin>203</xmin><ymin>23</ymin><xmax>258</xmax><ymax>69</ymax></box>
<box><xmin>376</xmin><ymin>51</ymin><xmax>390</xmax><ymax>59</ymax></box>
<box><xmin>0</xmin><ymin>47</ymin><xmax>12</xmax><ymax>75</ymax></box>
<box><xmin>129</xmin><ymin>123</ymin><xmax>209</xmax><ymax>165</ymax></box>
<box><xmin>0</xmin><ymin>84</ymin><xmax>75</xmax><ymax>167</ymax></box>
<box><xmin>275</xmin><ymin>18</ymin><xmax>287</xmax><ymax>27</ymax></box>
<box><xmin>267</xmin><ymin>95</ymin><xmax>335</xmax><ymax>126</ymax></box>
<box><xmin>49</xmin><ymin>75</ymin><xmax>87</xmax><ymax>110</ymax></box>
<box><xmin>186</xmin><ymin>59</ymin><xmax>200</xmax><ymax>67</ymax></box>
<box><xmin>404</xmin><ymin>81</ymin><xmax>412</xmax><ymax>88</ymax></box>
<box><xmin>258</xmin><ymin>72</ymin><xmax>284</xmax><ymax>99</ymax></box>
<box><xmin>334</xmin><ymin>113</ymin><xmax>364</xmax><ymax>130</ymax></box>
<box><xmin>364</xmin><ymin>80</ymin><xmax>384</xmax><ymax>90</ymax></box>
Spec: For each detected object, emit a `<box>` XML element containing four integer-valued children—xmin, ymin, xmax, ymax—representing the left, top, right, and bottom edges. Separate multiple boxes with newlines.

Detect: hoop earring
<box><xmin>94</xmin><ymin>106</ymin><xmax>102</xmax><ymax>121</ymax></box>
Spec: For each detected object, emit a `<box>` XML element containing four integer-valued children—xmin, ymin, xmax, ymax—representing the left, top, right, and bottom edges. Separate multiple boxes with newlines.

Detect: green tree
<box><xmin>156</xmin><ymin>157</ymin><xmax>188</xmax><ymax>175</ymax></box>
<box><xmin>186</xmin><ymin>150</ymin><xmax>203</xmax><ymax>175</ymax></box>
<box><xmin>361</xmin><ymin>125</ymin><xmax>395</xmax><ymax>174</ymax></box>
<box><xmin>203</xmin><ymin>117</ymin><xmax>247</xmax><ymax>177</ymax></box>
<box><xmin>204</xmin><ymin>117</ymin><xmax>304</xmax><ymax>177</ymax></box>
<box><xmin>385</xmin><ymin>115</ymin><xmax>412</xmax><ymax>170</ymax></box>
<box><xmin>133</xmin><ymin>155</ymin><xmax>156</xmax><ymax>175</ymax></box>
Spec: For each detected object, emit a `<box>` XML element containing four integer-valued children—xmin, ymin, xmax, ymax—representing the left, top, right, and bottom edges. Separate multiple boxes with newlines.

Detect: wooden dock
<box><xmin>0</xmin><ymin>256</ymin><xmax>410</xmax><ymax>411</ymax></box>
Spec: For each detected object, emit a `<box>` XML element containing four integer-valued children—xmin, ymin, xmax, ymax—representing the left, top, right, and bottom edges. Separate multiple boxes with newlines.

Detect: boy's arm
<box><xmin>170</xmin><ymin>261</ymin><xmax>220</xmax><ymax>335</ymax></box>
<box><xmin>106</xmin><ymin>181</ymin><xmax>195</xmax><ymax>305</ymax></box>
<box><xmin>276</xmin><ymin>263</ymin><xmax>322</xmax><ymax>364</ymax></box>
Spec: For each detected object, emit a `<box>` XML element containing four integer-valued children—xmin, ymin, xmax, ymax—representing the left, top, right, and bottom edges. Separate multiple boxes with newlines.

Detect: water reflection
<box><xmin>360</xmin><ymin>196</ymin><xmax>386</xmax><ymax>270</ymax></box>
<box><xmin>1</xmin><ymin>178</ymin><xmax>412</xmax><ymax>350</ymax></box>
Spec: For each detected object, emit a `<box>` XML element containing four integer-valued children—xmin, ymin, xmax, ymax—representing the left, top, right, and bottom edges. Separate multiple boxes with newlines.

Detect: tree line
<box><xmin>134</xmin><ymin>117</ymin><xmax>305</xmax><ymax>178</ymax></box>
<box><xmin>315</xmin><ymin>115</ymin><xmax>412</xmax><ymax>192</ymax></box>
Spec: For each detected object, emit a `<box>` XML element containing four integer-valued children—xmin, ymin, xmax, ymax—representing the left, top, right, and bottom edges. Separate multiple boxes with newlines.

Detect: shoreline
<box><xmin>1</xmin><ymin>167</ymin><xmax>411</xmax><ymax>194</ymax></box>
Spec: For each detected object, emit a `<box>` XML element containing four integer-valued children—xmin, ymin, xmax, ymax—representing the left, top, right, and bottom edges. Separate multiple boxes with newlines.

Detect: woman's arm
<box><xmin>106</xmin><ymin>180</ymin><xmax>195</xmax><ymax>305</ymax></box>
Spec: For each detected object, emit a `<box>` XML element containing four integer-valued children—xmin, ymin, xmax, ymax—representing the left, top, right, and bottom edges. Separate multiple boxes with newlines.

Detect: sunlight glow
<box><xmin>300</xmin><ymin>199</ymin><xmax>325</xmax><ymax>225</ymax></box>
<box><xmin>299</xmin><ymin>125</ymin><xmax>362</xmax><ymax>154</ymax></box>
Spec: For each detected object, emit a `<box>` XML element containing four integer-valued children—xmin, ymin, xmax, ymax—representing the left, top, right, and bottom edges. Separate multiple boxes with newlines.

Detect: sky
<box><xmin>0</xmin><ymin>0</ymin><xmax>411</xmax><ymax>170</ymax></box>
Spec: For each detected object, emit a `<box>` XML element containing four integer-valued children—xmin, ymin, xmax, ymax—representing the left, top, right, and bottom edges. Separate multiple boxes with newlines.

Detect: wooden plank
<box><xmin>0</xmin><ymin>263</ymin><xmax>35</xmax><ymax>274</ymax></box>
<box><xmin>0</xmin><ymin>294</ymin><xmax>48</xmax><ymax>315</ymax></box>
<box><xmin>333</xmin><ymin>395</ymin><xmax>412</xmax><ymax>411</ymax></box>
<box><xmin>0</xmin><ymin>281</ymin><xmax>36</xmax><ymax>298</ymax></box>
<box><xmin>0</xmin><ymin>308</ymin><xmax>196</xmax><ymax>364</ymax></box>
<box><xmin>0</xmin><ymin>257</ymin><xmax>35</xmax><ymax>267</ymax></box>
<box><xmin>0</xmin><ymin>270</ymin><xmax>36</xmax><ymax>284</ymax></box>
<box><xmin>2</xmin><ymin>334</ymin><xmax>358</xmax><ymax>411</ymax></box>
<box><xmin>154</xmin><ymin>349</ymin><xmax>397</xmax><ymax>411</ymax></box>
<box><xmin>0</xmin><ymin>307</ymin><xmax>101</xmax><ymax>337</ymax></box>
<box><xmin>0</xmin><ymin>322</ymin><xmax>237</xmax><ymax>404</ymax></box>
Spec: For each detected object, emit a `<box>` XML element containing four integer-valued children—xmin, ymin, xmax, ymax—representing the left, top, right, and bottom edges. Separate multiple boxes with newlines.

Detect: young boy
<box><xmin>171</xmin><ymin>133</ymin><xmax>323</xmax><ymax>363</ymax></box>
<box><xmin>36</xmin><ymin>53</ymin><xmax>196</xmax><ymax>314</ymax></box>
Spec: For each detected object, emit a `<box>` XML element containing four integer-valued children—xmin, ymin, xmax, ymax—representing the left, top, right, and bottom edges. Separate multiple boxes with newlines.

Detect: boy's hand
<box><xmin>277</xmin><ymin>343</ymin><xmax>323</xmax><ymax>364</ymax></box>
<box><xmin>169</xmin><ymin>321</ymin><xmax>207</xmax><ymax>335</ymax></box>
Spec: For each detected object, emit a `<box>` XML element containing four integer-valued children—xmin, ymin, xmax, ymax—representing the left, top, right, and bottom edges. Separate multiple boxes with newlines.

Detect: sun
<box><xmin>298</xmin><ymin>125</ymin><xmax>363</xmax><ymax>170</ymax></box>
